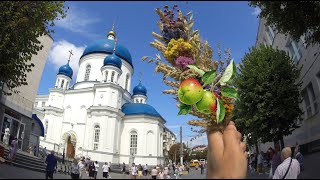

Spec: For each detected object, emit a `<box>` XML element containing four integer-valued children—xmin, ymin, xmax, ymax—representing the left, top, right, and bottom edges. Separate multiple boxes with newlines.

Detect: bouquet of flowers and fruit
<box><xmin>142</xmin><ymin>5</ymin><xmax>238</xmax><ymax>136</ymax></box>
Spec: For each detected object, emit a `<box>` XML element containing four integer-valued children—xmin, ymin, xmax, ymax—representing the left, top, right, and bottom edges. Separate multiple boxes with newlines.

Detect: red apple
<box><xmin>178</xmin><ymin>78</ymin><xmax>204</xmax><ymax>105</ymax></box>
<box><xmin>195</xmin><ymin>90</ymin><xmax>217</xmax><ymax>114</ymax></box>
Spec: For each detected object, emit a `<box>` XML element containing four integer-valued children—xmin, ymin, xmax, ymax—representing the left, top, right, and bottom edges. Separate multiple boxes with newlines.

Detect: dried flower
<box><xmin>176</xmin><ymin>56</ymin><xmax>194</xmax><ymax>70</ymax></box>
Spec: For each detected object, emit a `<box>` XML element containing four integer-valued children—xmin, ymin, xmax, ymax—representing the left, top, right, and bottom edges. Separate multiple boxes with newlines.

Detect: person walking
<box><xmin>78</xmin><ymin>159</ymin><xmax>86</xmax><ymax>179</ymax></box>
<box><xmin>88</xmin><ymin>161</ymin><xmax>96</xmax><ymax>179</ymax></box>
<box><xmin>158</xmin><ymin>169</ymin><xmax>165</xmax><ymax>179</ymax></box>
<box><xmin>257</xmin><ymin>151</ymin><xmax>264</xmax><ymax>175</ymax></box>
<box><xmin>102</xmin><ymin>162</ymin><xmax>110</xmax><ymax>179</ymax></box>
<box><xmin>93</xmin><ymin>161</ymin><xmax>99</xmax><ymax>179</ymax></box>
<box><xmin>143</xmin><ymin>164</ymin><xmax>148</xmax><ymax>176</ymax></box>
<box><xmin>138</xmin><ymin>164</ymin><xmax>143</xmax><ymax>178</ymax></box>
<box><xmin>272</xmin><ymin>144</ymin><xmax>282</xmax><ymax>177</ymax></box>
<box><xmin>273</xmin><ymin>147</ymin><xmax>300</xmax><ymax>179</ymax></box>
<box><xmin>130</xmin><ymin>163</ymin><xmax>138</xmax><ymax>179</ymax></box>
<box><xmin>294</xmin><ymin>148</ymin><xmax>304</xmax><ymax>172</ymax></box>
<box><xmin>200</xmin><ymin>163</ymin><xmax>204</xmax><ymax>174</ymax></box>
<box><xmin>122</xmin><ymin>162</ymin><xmax>126</xmax><ymax>175</ymax></box>
<box><xmin>151</xmin><ymin>166</ymin><xmax>158</xmax><ymax>179</ymax></box>
<box><xmin>45</xmin><ymin>151</ymin><xmax>57</xmax><ymax>179</ymax></box>
<box><xmin>71</xmin><ymin>159</ymin><xmax>80</xmax><ymax>179</ymax></box>
<box><xmin>10</xmin><ymin>137</ymin><xmax>18</xmax><ymax>161</ymax></box>
<box><xmin>163</xmin><ymin>166</ymin><xmax>169</xmax><ymax>179</ymax></box>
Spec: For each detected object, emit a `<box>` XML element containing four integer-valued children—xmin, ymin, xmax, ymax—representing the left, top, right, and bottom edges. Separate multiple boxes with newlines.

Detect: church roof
<box><xmin>103</xmin><ymin>53</ymin><xmax>122</xmax><ymax>69</ymax></box>
<box><xmin>57</xmin><ymin>62</ymin><xmax>73</xmax><ymax>78</ymax></box>
<box><xmin>132</xmin><ymin>82</ymin><xmax>147</xmax><ymax>96</ymax></box>
<box><xmin>81</xmin><ymin>39</ymin><xmax>133</xmax><ymax>67</ymax></box>
<box><xmin>121</xmin><ymin>103</ymin><xmax>166</xmax><ymax>122</ymax></box>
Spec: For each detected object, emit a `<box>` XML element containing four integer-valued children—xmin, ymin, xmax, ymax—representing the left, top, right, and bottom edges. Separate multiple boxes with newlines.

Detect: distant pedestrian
<box><xmin>10</xmin><ymin>137</ymin><xmax>18</xmax><ymax>161</ymax></box>
<box><xmin>138</xmin><ymin>164</ymin><xmax>143</xmax><ymax>178</ymax></box>
<box><xmin>88</xmin><ymin>161</ymin><xmax>96</xmax><ymax>179</ymax></box>
<box><xmin>151</xmin><ymin>166</ymin><xmax>158</xmax><ymax>179</ymax></box>
<box><xmin>78</xmin><ymin>159</ymin><xmax>86</xmax><ymax>179</ymax></box>
<box><xmin>122</xmin><ymin>162</ymin><xmax>126</xmax><ymax>175</ymax></box>
<box><xmin>143</xmin><ymin>164</ymin><xmax>148</xmax><ymax>176</ymax></box>
<box><xmin>94</xmin><ymin>161</ymin><xmax>99</xmax><ymax>179</ymax></box>
<box><xmin>273</xmin><ymin>147</ymin><xmax>300</xmax><ymax>179</ymax></box>
<box><xmin>43</xmin><ymin>147</ymin><xmax>47</xmax><ymax>159</ymax></box>
<box><xmin>294</xmin><ymin>144</ymin><xmax>304</xmax><ymax>172</ymax></box>
<box><xmin>272</xmin><ymin>144</ymin><xmax>282</xmax><ymax>176</ymax></box>
<box><xmin>130</xmin><ymin>163</ymin><xmax>138</xmax><ymax>179</ymax></box>
<box><xmin>158</xmin><ymin>169</ymin><xmax>164</xmax><ymax>179</ymax></box>
<box><xmin>163</xmin><ymin>166</ymin><xmax>169</xmax><ymax>179</ymax></box>
<box><xmin>34</xmin><ymin>146</ymin><xmax>37</xmax><ymax>156</ymax></box>
<box><xmin>71</xmin><ymin>159</ymin><xmax>80</xmax><ymax>179</ymax></box>
<box><xmin>200</xmin><ymin>163</ymin><xmax>204</xmax><ymax>174</ymax></box>
<box><xmin>45</xmin><ymin>151</ymin><xmax>57</xmax><ymax>179</ymax></box>
<box><xmin>102</xmin><ymin>162</ymin><xmax>110</xmax><ymax>179</ymax></box>
<box><xmin>257</xmin><ymin>151</ymin><xmax>264</xmax><ymax>174</ymax></box>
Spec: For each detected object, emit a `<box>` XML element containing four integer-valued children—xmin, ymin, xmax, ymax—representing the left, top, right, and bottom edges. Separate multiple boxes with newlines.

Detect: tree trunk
<box><xmin>280</xmin><ymin>136</ymin><xmax>285</xmax><ymax>150</ymax></box>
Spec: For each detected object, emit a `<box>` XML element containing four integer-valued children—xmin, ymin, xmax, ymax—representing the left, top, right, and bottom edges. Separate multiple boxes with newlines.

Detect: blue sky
<box><xmin>37</xmin><ymin>1</ymin><xmax>260</xmax><ymax>147</ymax></box>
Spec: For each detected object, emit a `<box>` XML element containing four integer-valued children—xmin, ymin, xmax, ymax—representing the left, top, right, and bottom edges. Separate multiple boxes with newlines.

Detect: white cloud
<box><xmin>252</xmin><ymin>7</ymin><xmax>261</xmax><ymax>16</ymax></box>
<box><xmin>48</xmin><ymin>40</ymin><xmax>86</xmax><ymax>79</ymax></box>
<box><xmin>55</xmin><ymin>6</ymin><xmax>100</xmax><ymax>34</ymax></box>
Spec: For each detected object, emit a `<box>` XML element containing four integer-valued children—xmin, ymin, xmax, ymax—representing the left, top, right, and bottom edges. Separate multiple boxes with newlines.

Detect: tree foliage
<box><xmin>0</xmin><ymin>1</ymin><xmax>67</xmax><ymax>95</ymax></box>
<box><xmin>250</xmin><ymin>1</ymin><xmax>320</xmax><ymax>45</ymax></box>
<box><xmin>233</xmin><ymin>45</ymin><xmax>303</xmax><ymax>147</ymax></box>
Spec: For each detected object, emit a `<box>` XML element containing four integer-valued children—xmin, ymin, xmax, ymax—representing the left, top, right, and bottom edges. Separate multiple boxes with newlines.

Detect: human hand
<box><xmin>206</xmin><ymin>121</ymin><xmax>247</xmax><ymax>179</ymax></box>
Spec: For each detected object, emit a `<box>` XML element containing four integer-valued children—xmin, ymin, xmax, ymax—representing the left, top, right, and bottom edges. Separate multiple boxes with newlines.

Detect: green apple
<box><xmin>195</xmin><ymin>90</ymin><xmax>217</xmax><ymax>114</ymax></box>
<box><xmin>178</xmin><ymin>78</ymin><xmax>204</xmax><ymax>105</ymax></box>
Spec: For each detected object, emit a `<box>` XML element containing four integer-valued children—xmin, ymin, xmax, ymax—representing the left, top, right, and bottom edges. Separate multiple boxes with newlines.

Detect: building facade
<box><xmin>0</xmin><ymin>35</ymin><xmax>52</xmax><ymax>153</ymax></box>
<box><xmin>255</xmin><ymin>18</ymin><xmax>320</xmax><ymax>154</ymax></box>
<box><xmin>33</xmin><ymin>29</ymin><xmax>176</xmax><ymax>165</ymax></box>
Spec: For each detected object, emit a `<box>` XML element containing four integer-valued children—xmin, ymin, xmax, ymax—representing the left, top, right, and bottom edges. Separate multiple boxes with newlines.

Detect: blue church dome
<box><xmin>121</xmin><ymin>103</ymin><xmax>165</xmax><ymax>122</ymax></box>
<box><xmin>57</xmin><ymin>63</ymin><xmax>73</xmax><ymax>78</ymax></box>
<box><xmin>81</xmin><ymin>39</ymin><xmax>133</xmax><ymax>67</ymax></box>
<box><xmin>133</xmin><ymin>82</ymin><xmax>147</xmax><ymax>96</ymax></box>
<box><xmin>103</xmin><ymin>53</ymin><xmax>122</xmax><ymax>69</ymax></box>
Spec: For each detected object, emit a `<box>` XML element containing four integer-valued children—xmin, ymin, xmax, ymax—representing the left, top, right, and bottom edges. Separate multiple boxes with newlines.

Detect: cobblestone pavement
<box><xmin>0</xmin><ymin>152</ymin><xmax>319</xmax><ymax>179</ymax></box>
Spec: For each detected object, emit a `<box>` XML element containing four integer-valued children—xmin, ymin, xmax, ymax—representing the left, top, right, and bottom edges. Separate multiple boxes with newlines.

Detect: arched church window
<box><xmin>140</xmin><ymin>99</ymin><xmax>143</xmax><ymax>103</ymax></box>
<box><xmin>61</xmin><ymin>80</ymin><xmax>64</xmax><ymax>88</ymax></box>
<box><xmin>57</xmin><ymin>79</ymin><xmax>60</xmax><ymax>88</ymax></box>
<box><xmin>125</xmin><ymin>74</ymin><xmax>129</xmax><ymax>90</ymax></box>
<box><xmin>66</xmin><ymin>82</ymin><xmax>69</xmax><ymax>89</ymax></box>
<box><xmin>105</xmin><ymin>71</ymin><xmax>109</xmax><ymax>82</ymax></box>
<box><xmin>84</xmin><ymin>65</ymin><xmax>91</xmax><ymax>81</ymax></box>
<box><xmin>93</xmin><ymin>125</ymin><xmax>100</xmax><ymax>150</ymax></box>
<box><xmin>130</xmin><ymin>131</ymin><xmax>138</xmax><ymax>155</ymax></box>
<box><xmin>111</xmin><ymin>71</ymin><xmax>115</xmax><ymax>83</ymax></box>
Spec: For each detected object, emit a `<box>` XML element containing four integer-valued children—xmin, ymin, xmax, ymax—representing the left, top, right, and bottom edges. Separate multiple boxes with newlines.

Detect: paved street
<box><xmin>0</xmin><ymin>152</ymin><xmax>319</xmax><ymax>179</ymax></box>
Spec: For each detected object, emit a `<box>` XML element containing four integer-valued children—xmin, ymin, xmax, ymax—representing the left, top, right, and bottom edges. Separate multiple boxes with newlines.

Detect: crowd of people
<box><xmin>248</xmin><ymin>143</ymin><xmax>304</xmax><ymax>179</ymax></box>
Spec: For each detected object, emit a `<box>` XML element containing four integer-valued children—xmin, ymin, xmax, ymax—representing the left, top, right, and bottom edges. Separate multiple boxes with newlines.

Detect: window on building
<box><xmin>93</xmin><ymin>125</ymin><xmax>100</xmax><ymax>150</ymax></box>
<box><xmin>265</xmin><ymin>25</ymin><xmax>275</xmax><ymax>45</ymax></box>
<box><xmin>130</xmin><ymin>131</ymin><xmax>138</xmax><ymax>155</ymax></box>
<box><xmin>105</xmin><ymin>71</ymin><xmax>108</xmax><ymax>82</ymax></box>
<box><xmin>66</xmin><ymin>82</ymin><xmax>69</xmax><ymax>89</ymax></box>
<box><xmin>140</xmin><ymin>99</ymin><xmax>143</xmax><ymax>103</ymax></box>
<box><xmin>61</xmin><ymin>80</ymin><xmax>64</xmax><ymax>88</ymax></box>
<box><xmin>56</xmin><ymin>79</ymin><xmax>60</xmax><ymax>88</ymax></box>
<box><xmin>84</xmin><ymin>65</ymin><xmax>91</xmax><ymax>81</ymax></box>
<box><xmin>288</xmin><ymin>40</ymin><xmax>302</xmax><ymax>64</ymax></box>
<box><xmin>34</xmin><ymin>102</ymin><xmax>38</xmax><ymax>107</ymax></box>
<box><xmin>42</xmin><ymin>102</ymin><xmax>45</xmax><ymax>107</ymax></box>
<box><xmin>307</xmin><ymin>83</ymin><xmax>318</xmax><ymax>114</ymax></box>
<box><xmin>302</xmin><ymin>88</ymin><xmax>312</xmax><ymax>118</ymax></box>
<box><xmin>111</xmin><ymin>71</ymin><xmax>115</xmax><ymax>83</ymax></box>
<box><xmin>125</xmin><ymin>74</ymin><xmax>129</xmax><ymax>90</ymax></box>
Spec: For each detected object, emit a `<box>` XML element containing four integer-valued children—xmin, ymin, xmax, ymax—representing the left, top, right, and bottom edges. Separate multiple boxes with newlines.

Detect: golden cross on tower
<box><xmin>68</xmin><ymin>49</ymin><xmax>73</xmax><ymax>63</ymax></box>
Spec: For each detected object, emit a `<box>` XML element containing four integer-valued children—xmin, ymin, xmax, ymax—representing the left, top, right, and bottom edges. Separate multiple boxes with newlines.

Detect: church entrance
<box><xmin>62</xmin><ymin>132</ymin><xmax>76</xmax><ymax>159</ymax></box>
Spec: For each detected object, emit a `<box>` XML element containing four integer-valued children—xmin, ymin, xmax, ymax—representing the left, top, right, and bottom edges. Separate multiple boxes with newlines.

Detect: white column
<box><xmin>63</xmin><ymin>79</ymin><xmax>68</xmax><ymax>90</ymax></box>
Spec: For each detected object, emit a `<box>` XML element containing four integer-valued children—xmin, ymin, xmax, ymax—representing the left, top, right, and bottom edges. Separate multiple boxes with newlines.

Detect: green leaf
<box><xmin>187</xmin><ymin>65</ymin><xmax>205</xmax><ymax>76</ymax></box>
<box><xmin>221</xmin><ymin>87</ymin><xmax>238</xmax><ymax>100</ymax></box>
<box><xmin>202</xmin><ymin>70</ymin><xmax>216</xmax><ymax>85</ymax></box>
<box><xmin>178</xmin><ymin>104</ymin><xmax>191</xmax><ymax>115</ymax></box>
<box><xmin>220</xmin><ymin>59</ymin><xmax>236</xmax><ymax>85</ymax></box>
<box><xmin>216</xmin><ymin>99</ymin><xmax>226</xmax><ymax>123</ymax></box>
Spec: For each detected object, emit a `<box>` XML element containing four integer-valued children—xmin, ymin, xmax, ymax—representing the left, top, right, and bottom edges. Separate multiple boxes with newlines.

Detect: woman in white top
<box><xmin>130</xmin><ymin>163</ymin><xmax>138</xmax><ymax>179</ymax></box>
<box><xmin>102</xmin><ymin>162</ymin><xmax>110</xmax><ymax>179</ymax></box>
<box><xmin>94</xmin><ymin>161</ymin><xmax>99</xmax><ymax>179</ymax></box>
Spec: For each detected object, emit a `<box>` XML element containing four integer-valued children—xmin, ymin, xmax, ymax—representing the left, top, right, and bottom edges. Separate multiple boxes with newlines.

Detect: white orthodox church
<box><xmin>33</xmin><ymin>28</ymin><xmax>176</xmax><ymax>165</ymax></box>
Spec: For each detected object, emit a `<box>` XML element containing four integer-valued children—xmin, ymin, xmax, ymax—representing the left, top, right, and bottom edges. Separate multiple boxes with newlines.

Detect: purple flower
<box><xmin>176</xmin><ymin>56</ymin><xmax>194</xmax><ymax>69</ymax></box>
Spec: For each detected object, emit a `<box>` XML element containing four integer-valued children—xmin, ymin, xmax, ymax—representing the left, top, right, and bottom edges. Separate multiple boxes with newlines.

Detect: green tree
<box><xmin>233</xmin><ymin>45</ymin><xmax>303</xmax><ymax>150</ymax></box>
<box><xmin>0</xmin><ymin>1</ymin><xmax>67</xmax><ymax>95</ymax></box>
<box><xmin>250</xmin><ymin>1</ymin><xmax>320</xmax><ymax>45</ymax></box>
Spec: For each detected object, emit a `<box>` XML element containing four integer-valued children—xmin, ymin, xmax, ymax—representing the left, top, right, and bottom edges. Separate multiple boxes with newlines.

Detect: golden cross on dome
<box><xmin>68</xmin><ymin>50</ymin><xmax>73</xmax><ymax>63</ymax></box>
